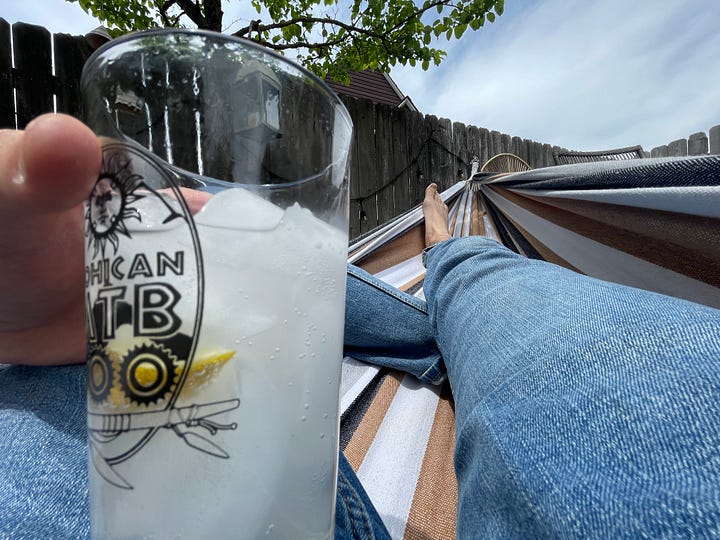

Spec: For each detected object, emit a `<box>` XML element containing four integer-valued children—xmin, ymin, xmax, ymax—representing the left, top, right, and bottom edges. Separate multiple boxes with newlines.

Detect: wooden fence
<box><xmin>650</xmin><ymin>126</ymin><xmax>720</xmax><ymax>158</ymax></box>
<box><xmin>1</xmin><ymin>19</ymin><xmax>566</xmax><ymax>237</ymax></box>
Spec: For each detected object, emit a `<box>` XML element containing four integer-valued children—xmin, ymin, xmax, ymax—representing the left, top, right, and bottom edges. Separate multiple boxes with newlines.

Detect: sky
<box><xmin>3</xmin><ymin>0</ymin><xmax>719</xmax><ymax>151</ymax></box>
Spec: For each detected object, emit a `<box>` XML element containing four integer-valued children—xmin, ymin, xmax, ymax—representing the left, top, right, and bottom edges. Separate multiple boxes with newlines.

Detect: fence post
<box><xmin>13</xmin><ymin>22</ymin><xmax>53</xmax><ymax>128</ymax></box>
<box><xmin>709</xmin><ymin>125</ymin><xmax>720</xmax><ymax>155</ymax></box>
<box><xmin>687</xmin><ymin>132</ymin><xmax>708</xmax><ymax>155</ymax></box>
<box><xmin>54</xmin><ymin>33</ymin><xmax>92</xmax><ymax>118</ymax></box>
<box><xmin>651</xmin><ymin>145</ymin><xmax>669</xmax><ymax>158</ymax></box>
<box><xmin>667</xmin><ymin>139</ymin><xmax>688</xmax><ymax>157</ymax></box>
<box><xmin>0</xmin><ymin>19</ymin><xmax>13</xmax><ymax>128</ymax></box>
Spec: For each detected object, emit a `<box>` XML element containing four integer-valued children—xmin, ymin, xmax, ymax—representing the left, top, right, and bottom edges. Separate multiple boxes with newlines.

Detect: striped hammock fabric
<box><xmin>339</xmin><ymin>154</ymin><xmax>720</xmax><ymax>539</ymax></box>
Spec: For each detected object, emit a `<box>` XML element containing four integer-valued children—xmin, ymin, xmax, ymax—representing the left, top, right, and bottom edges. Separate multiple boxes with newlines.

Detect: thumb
<box><xmin>0</xmin><ymin>113</ymin><xmax>101</xmax><ymax>216</ymax></box>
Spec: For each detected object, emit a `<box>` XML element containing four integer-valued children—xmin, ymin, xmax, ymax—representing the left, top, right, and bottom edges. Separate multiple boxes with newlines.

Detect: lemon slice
<box><xmin>180</xmin><ymin>350</ymin><xmax>236</xmax><ymax>395</ymax></box>
<box><xmin>101</xmin><ymin>348</ymin><xmax>236</xmax><ymax>408</ymax></box>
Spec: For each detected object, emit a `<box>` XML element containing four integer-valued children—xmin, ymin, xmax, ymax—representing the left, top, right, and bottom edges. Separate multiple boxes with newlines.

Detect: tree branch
<box><xmin>172</xmin><ymin>0</ymin><xmax>206</xmax><ymax>27</ymax></box>
<box><xmin>233</xmin><ymin>0</ymin><xmax>454</xmax><ymax>51</ymax></box>
<box><xmin>233</xmin><ymin>16</ymin><xmax>385</xmax><ymax>41</ymax></box>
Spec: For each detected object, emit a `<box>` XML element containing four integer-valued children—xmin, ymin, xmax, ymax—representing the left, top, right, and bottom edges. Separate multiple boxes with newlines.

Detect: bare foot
<box><xmin>422</xmin><ymin>183</ymin><xmax>451</xmax><ymax>247</ymax></box>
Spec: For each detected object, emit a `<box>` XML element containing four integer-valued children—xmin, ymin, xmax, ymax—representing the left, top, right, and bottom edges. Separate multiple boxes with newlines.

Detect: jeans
<box><xmin>423</xmin><ymin>238</ymin><xmax>720</xmax><ymax>539</ymax></box>
<box><xmin>2</xmin><ymin>237</ymin><xmax>720</xmax><ymax>538</ymax></box>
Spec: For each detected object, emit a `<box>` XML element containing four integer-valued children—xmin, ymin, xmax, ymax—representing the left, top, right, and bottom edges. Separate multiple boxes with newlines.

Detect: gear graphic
<box><xmin>119</xmin><ymin>342</ymin><xmax>180</xmax><ymax>406</ymax></box>
<box><xmin>88</xmin><ymin>343</ymin><xmax>114</xmax><ymax>404</ymax></box>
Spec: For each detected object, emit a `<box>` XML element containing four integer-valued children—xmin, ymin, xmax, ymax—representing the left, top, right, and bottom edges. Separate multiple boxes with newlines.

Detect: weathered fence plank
<box><xmin>500</xmin><ymin>133</ymin><xmax>511</xmax><ymax>155</ymax></box>
<box><xmin>452</xmin><ymin>121</ymin><xmax>468</xmax><ymax>180</ymax></box>
<box><xmin>710</xmin><ymin>125</ymin><xmax>720</xmax><ymax>155</ymax></box>
<box><xmin>13</xmin><ymin>23</ymin><xmax>53</xmax><ymax>128</ymax></box>
<box><xmin>355</xmin><ymin>99</ymin><xmax>379</xmax><ymax>232</ymax></box>
<box><xmin>375</xmin><ymin>102</ymin><xmax>395</xmax><ymax>225</ymax></box>
<box><xmin>339</xmin><ymin>96</ymin><xmax>361</xmax><ymax>237</ymax></box>
<box><xmin>651</xmin><ymin>145</ymin><xmax>669</xmax><ymax>158</ymax></box>
<box><xmin>0</xmin><ymin>19</ymin><xmax>14</xmax><ymax>128</ymax></box>
<box><xmin>391</xmin><ymin>106</ymin><xmax>411</xmax><ymax>217</ymax></box>
<box><xmin>407</xmin><ymin>107</ymin><xmax>428</xmax><ymax>209</ymax></box>
<box><xmin>668</xmin><ymin>138</ymin><xmax>688</xmax><ymax>157</ymax></box>
<box><xmin>430</xmin><ymin>117</ymin><xmax>453</xmax><ymax>191</ymax></box>
<box><xmin>54</xmin><ymin>33</ymin><xmax>91</xmax><ymax>117</ymax></box>
<box><xmin>467</xmin><ymin>125</ymin><xmax>481</xmax><ymax>169</ymax></box>
<box><xmin>490</xmin><ymin>130</ymin><xmax>501</xmax><ymax>158</ymax></box>
<box><xmin>688</xmin><ymin>132</ymin><xmax>708</xmax><ymax>155</ymax></box>
<box><xmin>478</xmin><ymin>128</ymin><xmax>490</xmax><ymax>165</ymax></box>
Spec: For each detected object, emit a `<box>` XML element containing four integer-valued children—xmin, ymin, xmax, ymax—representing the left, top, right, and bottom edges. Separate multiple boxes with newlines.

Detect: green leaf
<box><xmin>70</xmin><ymin>0</ymin><xmax>499</xmax><ymax>83</ymax></box>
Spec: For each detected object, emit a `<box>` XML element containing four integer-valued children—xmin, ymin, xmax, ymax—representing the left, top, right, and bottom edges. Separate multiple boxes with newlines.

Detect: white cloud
<box><xmin>3</xmin><ymin>1</ymin><xmax>101</xmax><ymax>35</ymax></box>
<box><xmin>392</xmin><ymin>0</ymin><xmax>720</xmax><ymax>152</ymax></box>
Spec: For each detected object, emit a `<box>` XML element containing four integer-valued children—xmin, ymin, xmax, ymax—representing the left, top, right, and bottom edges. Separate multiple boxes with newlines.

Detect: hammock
<box><xmin>339</xmin><ymin>154</ymin><xmax>720</xmax><ymax>539</ymax></box>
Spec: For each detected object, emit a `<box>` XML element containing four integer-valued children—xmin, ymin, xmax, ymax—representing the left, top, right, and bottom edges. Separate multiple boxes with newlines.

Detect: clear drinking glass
<box><xmin>81</xmin><ymin>29</ymin><xmax>352</xmax><ymax>539</ymax></box>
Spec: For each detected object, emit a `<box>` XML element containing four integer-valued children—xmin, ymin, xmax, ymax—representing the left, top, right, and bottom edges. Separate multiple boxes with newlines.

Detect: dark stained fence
<box><xmin>651</xmin><ymin>127</ymin><xmax>720</xmax><ymax>158</ymax></box>
<box><xmin>339</xmin><ymin>96</ymin><xmax>565</xmax><ymax>236</ymax></box>
<box><xmin>1</xmin><ymin>19</ymin><xmax>567</xmax><ymax>238</ymax></box>
<box><xmin>0</xmin><ymin>19</ymin><xmax>93</xmax><ymax>128</ymax></box>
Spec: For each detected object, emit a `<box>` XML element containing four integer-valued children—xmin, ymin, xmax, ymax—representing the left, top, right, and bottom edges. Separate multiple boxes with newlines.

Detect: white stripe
<box><xmin>348</xmin><ymin>182</ymin><xmax>466</xmax><ymax>263</ymax></box>
<box><xmin>356</xmin><ymin>375</ymin><xmax>441</xmax><ymax>539</ymax></box>
<box><xmin>462</xmin><ymin>191</ymin><xmax>473</xmax><ymax>237</ymax></box>
<box><xmin>480</xmin><ymin>197</ymin><xmax>501</xmax><ymax>242</ymax></box>
<box><xmin>508</xmin><ymin>186</ymin><xmax>720</xmax><ymax>219</ymax></box>
<box><xmin>483</xmin><ymin>188</ymin><xmax>720</xmax><ymax>308</ymax></box>
<box><xmin>451</xmin><ymin>190</ymin><xmax>469</xmax><ymax>237</ymax></box>
<box><xmin>340</xmin><ymin>358</ymin><xmax>381</xmax><ymax>415</ymax></box>
<box><xmin>374</xmin><ymin>254</ymin><xmax>425</xmax><ymax>289</ymax></box>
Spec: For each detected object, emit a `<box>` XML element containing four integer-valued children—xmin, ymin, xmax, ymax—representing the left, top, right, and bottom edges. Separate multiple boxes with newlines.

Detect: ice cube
<box><xmin>194</xmin><ymin>188</ymin><xmax>283</xmax><ymax>231</ymax></box>
<box><xmin>125</xmin><ymin>190</ymin><xmax>186</xmax><ymax>231</ymax></box>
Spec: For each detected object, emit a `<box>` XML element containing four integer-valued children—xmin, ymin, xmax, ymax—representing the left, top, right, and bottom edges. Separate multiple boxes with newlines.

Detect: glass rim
<box><xmin>80</xmin><ymin>27</ymin><xmax>352</xmax><ymax>126</ymax></box>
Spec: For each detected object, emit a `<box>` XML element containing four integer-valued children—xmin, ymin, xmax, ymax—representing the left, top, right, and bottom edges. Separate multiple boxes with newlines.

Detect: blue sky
<box><xmin>3</xmin><ymin>0</ymin><xmax>719</xmax><ymax>151</ymax></box>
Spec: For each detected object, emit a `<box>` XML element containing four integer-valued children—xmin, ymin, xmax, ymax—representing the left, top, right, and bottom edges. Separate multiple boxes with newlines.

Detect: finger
<box><xmin>0</xmin><ymin>113</ymin><xmax>101</xmax><ymax>216</ymax></box>
<box><xmin>178</xmin><ymin>187</ymin><xmax>212</xmax><ymax>214</ymax></box>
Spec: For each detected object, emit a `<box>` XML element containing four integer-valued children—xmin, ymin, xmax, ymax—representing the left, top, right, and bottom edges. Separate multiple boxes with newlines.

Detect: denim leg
<box><xmin>344</xmin><ymin>265</ymin><xmax>445</xmax><ymax>385</ymax></box>
<box><xmin>423</xmin><ymin>237</ymin><xmax>720</xmax><ymax>539</ymax></box>
<box><xmin>0</xmin><ymin>363</ymin><xmax>391</xmax><ymax>540</ymax></box>
<box><xmin>335</xmin><ymin>453</ymin><xmax>392</xmax><ymax>540</ymax></box>
<box><xmin>0</xmin><ymin>365</ymin><xmax>90</xmax><ymax>540</ymax></box>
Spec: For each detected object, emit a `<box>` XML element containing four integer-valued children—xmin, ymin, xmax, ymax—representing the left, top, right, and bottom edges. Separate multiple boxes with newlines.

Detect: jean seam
<box><xmin>338</xmin><ymin>465</ymin><xmax>375</xmax><ymax>539</ymax></box>
<box><xmin>419</xmin><ymin>362</ymin><xmax>446</xmax><ymax>385</ymax></box>
<box><xmin>347</xmin><ymin>266</ymin><xmax>428</xmax><ymax>314</ymax></box>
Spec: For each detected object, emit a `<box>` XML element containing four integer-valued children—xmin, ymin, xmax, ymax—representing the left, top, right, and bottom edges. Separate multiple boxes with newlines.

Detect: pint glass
<box><xmin>81</xmin><ymin>30</ymin><xmax>352</xmax><ymax>539</ymax></box>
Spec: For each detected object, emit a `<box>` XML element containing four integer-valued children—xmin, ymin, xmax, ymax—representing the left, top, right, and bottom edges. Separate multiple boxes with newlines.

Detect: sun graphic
<box><xmin>86</xmin><ymin>150</ymin><xmax>146</xmax><ymax>257</ymax></box>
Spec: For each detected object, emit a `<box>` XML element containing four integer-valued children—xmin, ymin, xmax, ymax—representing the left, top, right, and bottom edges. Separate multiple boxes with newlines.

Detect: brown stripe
<box><xmin>355</xmin><ymin>226</ymin><xmax>426</xmax><ymax>275</ymax></box>
<box><xmin>343</xmin><ymin>371</ymin><xmax>403</xmax><ymax>471</ymax></box>
<box><xmin>489</xmin><ymin>186</ymin><xmax>720</xmax><ymax>286</ymax></box>
<box><xmin>404</xmin><ymin>384</ymin><xmax>458</xmax><ymax>540</ymax></box>
<box><xmin>399</xmin><ymin>272</ymin><xmax>426</xmax><ymax>293</ymax></box>
<box><xmin>501</xmin><ymin>213</ymin><xmax>584</xmax><ymax>273</ymax></box>
<box><xmin>469</xmin><ymin>192</ymin><xmax>486</xmax><ymax>237</ymax></box>
<box><xmin>517</xmin><ymin>191</ymin><xmax>720</xmax><ymax>262</ymax></box>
